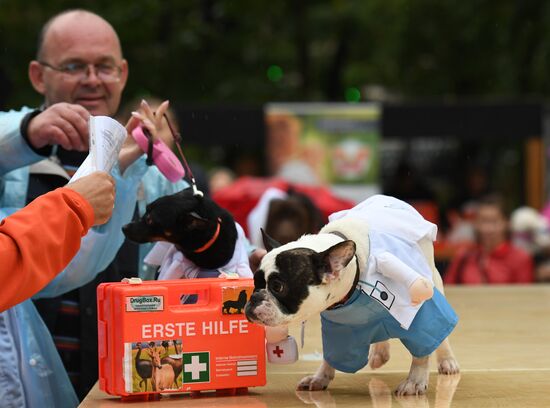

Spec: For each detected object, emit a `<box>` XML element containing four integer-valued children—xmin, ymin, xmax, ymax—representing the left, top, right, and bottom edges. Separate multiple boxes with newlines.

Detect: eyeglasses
<box><xmin>38</xmin><ymin>60</ymin><xmax>122</xmax><ymax>83</ymax></box>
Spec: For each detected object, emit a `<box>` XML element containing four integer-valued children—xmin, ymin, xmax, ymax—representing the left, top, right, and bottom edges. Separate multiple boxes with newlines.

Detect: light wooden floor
<box><xmin>81</xmin><ymin>285</ymin><xmax>550</xmax><ymax>407</ymax></box>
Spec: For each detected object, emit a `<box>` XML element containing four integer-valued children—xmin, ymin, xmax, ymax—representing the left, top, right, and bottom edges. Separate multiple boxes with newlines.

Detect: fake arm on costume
<box><xmin>375</xmin><ymin>252</ymin><xmax>434</xmax><ymax>305</ymax></box>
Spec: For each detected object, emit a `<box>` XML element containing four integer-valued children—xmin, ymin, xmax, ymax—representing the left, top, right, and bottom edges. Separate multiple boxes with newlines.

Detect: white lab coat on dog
<box><xmin>327</xmin><ymin>195</ymin><xmax>437</xmax><ymax>329</ymax></box>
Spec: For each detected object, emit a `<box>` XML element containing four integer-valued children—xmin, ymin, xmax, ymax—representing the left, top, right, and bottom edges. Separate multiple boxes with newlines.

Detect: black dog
<box><xmin>122</xmin><ymin>187</ymin><xmax>238</xmax><ymax>270</ymax></box>
<box><xmin>222</xmin><ymin>290</ymin><xmax>248</xmax><ymax>314</ymax></box>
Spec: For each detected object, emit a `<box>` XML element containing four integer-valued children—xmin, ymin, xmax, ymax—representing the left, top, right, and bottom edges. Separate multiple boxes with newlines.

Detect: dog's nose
<box><xmin>248</xmin><ymin>292</ymin><xmax>263</xmax><ymax>306</ymax></box>
<box><xmin>244</xmin><ymin>303</ymin><xmax>256</xmax><ymax>322</ymax></box>
<box><xmin>245</xmin><ymin>293</ymin><xmax>264</xmax><ymax>322</ymax></box>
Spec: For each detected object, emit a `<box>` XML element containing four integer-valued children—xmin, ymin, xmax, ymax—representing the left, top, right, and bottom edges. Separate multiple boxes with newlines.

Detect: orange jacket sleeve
<box><xmin>0</xmin><ymin>187</ymin><xmax>94</xmax><ymax>311</ymax></box>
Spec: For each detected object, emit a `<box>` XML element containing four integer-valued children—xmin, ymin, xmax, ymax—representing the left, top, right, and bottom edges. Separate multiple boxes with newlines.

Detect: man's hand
<box><xmin>66</xmin><ymin>171</ymin><xmax>115</xmax><ymax>225</ymax></box>
<box><xmin>117</xmin><ymin>113</ymin><xmax>144</xmax><ymax>174</ymax></box>
<box><xmin>26</xmin><ymin>103</ymin><xmax>90</xmax><ymax>151</ymax></box>
<box><xmin>129</xmin><ymin>99</ymin><xmax>171</xmax><ymax>146</ymax></box>
<box><xmin>118</xmin><ymin>99</ymin><xmax>170</xmax><ymax>173</ymax></box>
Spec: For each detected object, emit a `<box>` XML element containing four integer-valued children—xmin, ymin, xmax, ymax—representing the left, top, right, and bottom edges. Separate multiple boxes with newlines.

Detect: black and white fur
<box><xmin>245</xmin><ymin>217</ymin><xmax>459</xmax><ymax>396</ymax></box>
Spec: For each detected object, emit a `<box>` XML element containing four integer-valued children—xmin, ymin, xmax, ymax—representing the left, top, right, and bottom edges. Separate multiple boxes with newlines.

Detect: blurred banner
<box><xmin>265</xmin><ymin>103</ymin><xmax>381</xmax><ymax>202</ymax></box>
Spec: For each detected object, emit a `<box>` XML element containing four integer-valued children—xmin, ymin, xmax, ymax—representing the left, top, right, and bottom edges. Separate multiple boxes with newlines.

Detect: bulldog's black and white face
<box><xmin>244</xmin><ymin>230</ymin><xmax>357</xmax><ymax>327</ymax></box>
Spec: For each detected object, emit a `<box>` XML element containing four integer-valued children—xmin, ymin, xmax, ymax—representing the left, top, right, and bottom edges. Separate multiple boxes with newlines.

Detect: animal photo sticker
<box><xmin>222</xmin><ymin>286</ymin><xmax>253</xmax><ymax>315</ymax></box>
<box><xmin>126</xmin><ymin>339</ymin><xmax>183</xmax><ymax>393</ymax></box>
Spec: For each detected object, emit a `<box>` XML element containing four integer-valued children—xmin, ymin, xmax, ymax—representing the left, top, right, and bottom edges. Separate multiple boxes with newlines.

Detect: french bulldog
<box><xmin>245</xmin><ymin>195</ymin><xmax>460</xmax><ymax>396</ymax></box>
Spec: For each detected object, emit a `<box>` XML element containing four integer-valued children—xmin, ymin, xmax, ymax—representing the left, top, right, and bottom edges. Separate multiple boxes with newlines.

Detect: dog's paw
<box><xmin>395</xmin><ymin>378</ymin><xmax>428</xmax><ymax>396</ymax></box>
<box><xmin>438</xmin><ymin>357</ymin><xmax>460</xmax><ymax>375</ymax></box>
<box><xmin>369</xmin><ymin>344</ymin><xmax>390</xmax><ymax>370</ymax></box>
<box><xmin>297</xmin><ymin>375</ymin><xmax>331</xmax><ymax>391</ymax></box>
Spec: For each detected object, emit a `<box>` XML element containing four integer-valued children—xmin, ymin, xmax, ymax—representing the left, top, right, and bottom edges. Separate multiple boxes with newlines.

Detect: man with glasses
<box><xmin>0</xmin><ymin>9</ymin><xmax>187</xmax><ymax>406</ymax></box>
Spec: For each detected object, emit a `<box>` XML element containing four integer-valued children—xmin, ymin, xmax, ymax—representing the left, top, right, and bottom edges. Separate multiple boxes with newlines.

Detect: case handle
<box><xmin>166</xmin><ymin>282</ymin><xmax>212</xmax><ymax>309</ymax></box>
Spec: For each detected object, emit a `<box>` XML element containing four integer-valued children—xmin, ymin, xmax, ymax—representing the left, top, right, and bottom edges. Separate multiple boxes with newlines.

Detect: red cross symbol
<box><xmin>273</xmin><ymin>346</ymin><xmax>284</xmax><ymax>358</ymax></box>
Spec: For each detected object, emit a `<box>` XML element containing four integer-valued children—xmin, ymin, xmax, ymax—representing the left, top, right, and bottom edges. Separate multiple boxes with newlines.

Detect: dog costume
<box><xmin>320</xmin><ymin>195</ymin><xmax>458</xmax><ymax>373</ymax></box>
<box><xmin>144</xmin><ymin>222</ymin><xmax>253</xmax><ymax>279</ymax></box>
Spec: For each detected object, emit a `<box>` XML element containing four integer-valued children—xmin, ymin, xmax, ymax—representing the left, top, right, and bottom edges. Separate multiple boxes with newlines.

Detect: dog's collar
<box><xmin>326</xmin><ymin>231</ymin><xmax>360</xmax><ymax>310</ymax></box>
<box><xmin>194</xmin><ymin>217</ymin><xmax>222</xmax><ymax>253</ymax></box>
<box><xmin>329</xmin><ymin>231</ymin><xmax>347</xmax><ymax>241</ymax></box>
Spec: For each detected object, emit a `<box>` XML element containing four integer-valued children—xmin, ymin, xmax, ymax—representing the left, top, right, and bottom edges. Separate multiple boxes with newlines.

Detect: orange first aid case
<box><xmin>97</xmin><ymin>278</ymin><xmax>266</xmax><ymax>397</ymax></box>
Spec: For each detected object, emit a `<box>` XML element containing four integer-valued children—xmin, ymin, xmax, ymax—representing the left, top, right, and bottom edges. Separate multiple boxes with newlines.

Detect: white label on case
<box><xmin>126</xmin><ymin>295</ymin><xmax>164</xmax><ymax>312</ymax></box>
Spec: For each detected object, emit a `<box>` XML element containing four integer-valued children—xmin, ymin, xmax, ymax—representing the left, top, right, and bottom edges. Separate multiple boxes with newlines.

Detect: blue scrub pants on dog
<box><xmin>320</xmin><ymin>287</ymin><xmax>458</xmax><ymax>373</ymax></box>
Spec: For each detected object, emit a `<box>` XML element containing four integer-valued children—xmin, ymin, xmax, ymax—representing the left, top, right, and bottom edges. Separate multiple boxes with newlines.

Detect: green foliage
<box><xmin>2</xmin><ymin>0</ymin><xmax>550</xmax><ymax>109</ymax></box>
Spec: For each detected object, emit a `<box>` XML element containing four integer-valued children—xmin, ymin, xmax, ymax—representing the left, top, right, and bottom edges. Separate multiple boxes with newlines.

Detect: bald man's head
<box><xmin>37</xmin><ymin>9</ymin><xmax>123</xmax><ymax>61</ymax></box>
<box><xmin>29</xmin><ymin>9</ymin><xmax>128</xmax><ymax>116</ymax></box>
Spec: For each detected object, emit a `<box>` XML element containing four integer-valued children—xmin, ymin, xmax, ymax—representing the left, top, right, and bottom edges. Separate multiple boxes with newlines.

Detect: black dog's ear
<box><xmin>317</xmin><ymin>240</ymin><xmax>356</xmax><ymax>283</ymax></box>
<box><xmin>179</xmin><ymin>212</ymin><xmax>209</xmax><ymax>229</ymax></box>
<box><xmin>189</xmin><ymin>211</ymin><xmax>207</xmax><ymax>221</ymax></box>
<box><xmin>261</xmin><ymin>228</ymin><xmax>282</xmax><ymax>252</ymax></box>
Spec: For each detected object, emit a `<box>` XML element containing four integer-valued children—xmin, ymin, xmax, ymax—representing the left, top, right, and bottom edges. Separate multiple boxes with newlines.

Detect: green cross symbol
<box><xmin>182</xmin><ymin>352</ymin><xmax>210</xmax><ymax>383</ymax></box>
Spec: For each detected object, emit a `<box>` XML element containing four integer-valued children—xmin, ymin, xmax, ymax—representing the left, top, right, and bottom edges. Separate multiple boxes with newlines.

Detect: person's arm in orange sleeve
<box><xmin>0</xmin><ymin>188</ymin><xmax>93</xmax><ymax>311</ymax></box>
<box><xmin>0</xmin><ymin>171</ymin><xmax>115</xmax><ymax>312</ymax></box>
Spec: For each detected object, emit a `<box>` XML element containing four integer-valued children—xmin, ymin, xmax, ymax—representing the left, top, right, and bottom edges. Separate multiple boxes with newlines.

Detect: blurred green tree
<box><xmin>1</xmin><ymin>0</ymin><xmax>550</xmax><ymax>109</ymax></box>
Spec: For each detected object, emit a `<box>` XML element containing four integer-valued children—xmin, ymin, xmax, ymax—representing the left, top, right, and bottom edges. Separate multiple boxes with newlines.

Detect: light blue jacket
<box><xmin>0</xmin><ymin>108</ymin><xmax>188</xmax><ymax>407</ymax></box>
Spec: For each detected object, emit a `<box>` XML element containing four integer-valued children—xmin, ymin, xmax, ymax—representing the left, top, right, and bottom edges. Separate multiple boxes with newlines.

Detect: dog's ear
<box><xmin>189</xmin><ymin>211</ymin><xmax>207</xmax><ymax>221</ymax></box>
<box><xmin>180</xmin><ymin>212</ymin><xmax>209</xmax><ymax>229</ymax></box>
<box><xmin>317</xmin><ymin>240</ymin><xmax>356</xmax><ymax>283</ymax></box>
<box><xmin>261</xmin><ymin>228</ymin><xmax>282</xmax><ymax>252</ymax></box>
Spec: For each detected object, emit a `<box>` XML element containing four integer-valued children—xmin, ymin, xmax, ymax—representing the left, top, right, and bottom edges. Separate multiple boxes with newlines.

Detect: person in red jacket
<box><xmin>0</xmin><ymin>171</ymin><xmax>114</xmax><ymax>311</ymax></box>
<box><xmin>444</xmin><ymin>194</ymin><xmax>534</xmax><ymax>284</ymax></box>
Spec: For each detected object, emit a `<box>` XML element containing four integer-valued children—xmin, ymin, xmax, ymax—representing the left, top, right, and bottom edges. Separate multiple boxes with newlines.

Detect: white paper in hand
<box><xmin>70</xmin><ymin>116</ymin><xmax>127</xmax><ymax>182</ymax></box>
<box><xmin>89</xmin><ymin>116</ymin><xmax>127</xmax><ymax>172</ymax></box>
<box><xmin>70</xmin><ymin>155</ymin><xmax>94</xmax><ymax>181</ymax></box>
